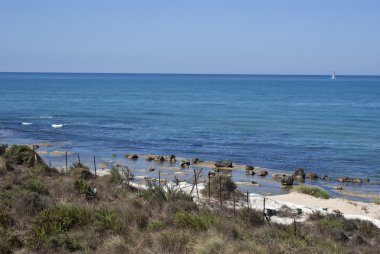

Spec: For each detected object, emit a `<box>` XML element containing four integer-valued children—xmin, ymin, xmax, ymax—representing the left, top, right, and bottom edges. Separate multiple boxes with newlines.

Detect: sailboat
<box><xmin>331</xmin><ymin>71</ymin><xmax>336</xmax><ymax>80</ymax></box>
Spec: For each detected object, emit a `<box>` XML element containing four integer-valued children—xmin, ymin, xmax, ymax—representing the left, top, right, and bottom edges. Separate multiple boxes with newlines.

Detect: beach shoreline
<box><xmin>26</xmin><ymin>142</ymin><xmax>380</xmax><ymax>204</ymax></box>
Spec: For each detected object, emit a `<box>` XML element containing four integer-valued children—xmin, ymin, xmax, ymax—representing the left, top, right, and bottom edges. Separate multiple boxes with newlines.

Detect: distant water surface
<box><xmin>1</xmin><ymin>73</ymin><xmax>379</xmax><ymax>184</ymax></box>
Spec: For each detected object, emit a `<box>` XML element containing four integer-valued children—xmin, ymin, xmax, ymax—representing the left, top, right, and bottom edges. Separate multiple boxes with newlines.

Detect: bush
<box><xmin>25</xmin><ymin>179</ymin><xmax>48</xmax><ymax>195</ymax></box>
<box><xmin>173</xmin><ymin>211</ymin><xmax>221</xmax><ymax>231</ymax></box>
<box><xmin>294</xmin><ymin>185</ymin><xmax>329</xmax><ymax>199</ymax></box>
<box><xmin>137</xmin><ymin>183</ymin><xmax>193</xmax><ymax>205</ymax></box>
<box><xmin>0</xmin><ymin>209</ymin><xmax>13</xmax><ymax>229</ymax></box>
<box><xmin>69</xmin><ymin>162</ymin><xmax>90</xmax><ymax>170</ymax></box>
<box><xmin>14</xmin><ymin>191</ymin><xmax>48</xmax><ymax>216</ymax></box>
<box><xmin>32</xmin><ymin>164</ymin><xmax>58</xmax><ymax>176</ymax></box>
<box><xmin>28</xmin><ymin>205</ymin><xmax>91</xmax><ymax>247</ymax></box>
<box><xmin>194</xmin><ymin>235</ymin><xmax>226</xmax><ymax>254</ymax></box>
<box><xmin>157</xmin><ymin>231</ymin><xmax>190</xmax><ymax>253</ymax></box>
<box><xmin>0</xmin><ymin>237</ymin><xmax>12</xmax><ymax>254</ymax></box>
<box><xmin>69</xmin><ymin>163</ymin><xmax>94</xmax><ymax>180</ymax></box>
<box><xmin>4</xmin><ymin>145</ymin><xmax>44</xmax><ymax>167</ymax></box>
<box><xmin>74</xmin><ymin>179</ymin><xmax>92</xmax><ymax>195</ymax></box>
<box><xmin>0</xmin><ymin>144</ymin><xmax>8</xmax><ymax>156</ymax></box>
<box><xmin>95</xmin><ymin>209</ymin><xmax>117</xmax><ymax>231</ymax></box>
<box><xmin>237</xmin><ymin>208</ymin><xmax>264</xmax><ymax>227</ymax></box>
<box><xmin>201</xmin><ymin>174</ymin><xmax>237</xmax><ymax>201</ymax></box>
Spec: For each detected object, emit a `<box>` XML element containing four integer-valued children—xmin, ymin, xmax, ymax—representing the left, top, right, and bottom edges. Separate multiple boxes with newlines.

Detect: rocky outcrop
<box><xmin>306</xmin><ymin>172</ymin><xmax>319</xmax><ymax>179</ymax></box>
<box><xmin>251</xmin><ymin>181</ymin><xmax>260</xmax><ymax>186</ymax></box>
<box><xmin>351</xmin><ymin>178</ymin><xmax>363</xmax><ymax>184</ymax></box>
<box><xmin>281</xmin><ymin>175</ymin><xmax>294</xmax><ymax>186</ymax></box>
<box><xmin>180</xmin><ymin>160</ymin><xmax>190</xmax><ymax>168</ymax></box>
<box><xmin>149</xmin><ymin>167</ymin><xmax>155</xmax><ymax>172</ymax></box>
<box><xmin>272</xmin><ymin>173</ymin><xmax>285</xmax><ymax>179</ymax></box>
<box><xmin>245</xmin><ymin>165</ymin><xmax>254</xmax><ymax>171</ymax></box>
<box><xmin>246</xmin><ymin>170</ymin><xmax>255</xmax><ymax>175</ymax></box>
<box><xmin>215</xmin><ymin>160</ymin><xmax>233</xmax><ymax>168</ymax></box>
<box><xmin>322</xmin><ymin>175</ymin><xmax>330</xmax><ymax>181</ymax></box>
<box><xmin>154</xmin><ymin>156</ymin><xmax>165</xmax><ymax>163</ymax></box>
<box><xmin>257</xmin><ymin>170</ymin><xmax>268</xmax><ymax>176</ymax></box>
<box><xmin>145</xmin><ymin>155</ymin><xmax>156</xmax><ymax>161</ymax></box>
<box><xmin>164</xmin><ymin>155</ymin><xmax>176</xmax><ymax>163</ymax></box>
<box><xmin>292</xmin><ymin>168</ymin><xmax>305</xmax><ymax>180</ymax></box>
<box><xmin>126</xmin><ymin>154</ymin><xmax>138</xmax><ymax>160</ymax></box>
<box><xmin>337</xmin><ymin>177</ymin><xmax>352</xmax><ymax>183</ymax></box>
<box><xmin>192</xmin><ymin>158</ymin><xmax>201</xmax><ymax>164</ymax></box>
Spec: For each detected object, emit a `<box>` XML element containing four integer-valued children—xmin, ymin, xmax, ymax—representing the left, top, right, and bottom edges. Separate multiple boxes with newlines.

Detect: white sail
<box><xmin>331</xmin><ymin>71</ymin><xmax>336</xmax><ymax>80</ymax></box>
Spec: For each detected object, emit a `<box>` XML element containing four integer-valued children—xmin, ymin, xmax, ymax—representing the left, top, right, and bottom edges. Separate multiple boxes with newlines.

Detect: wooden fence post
<box><xmin>219</xmin><ymin>177</ymin><xmax>222</xmax><ymax>206</ymax></box>
<box><xmin>233</xmin><ymin>191</ymin><xmax>236</xmax><ymax>215</ymax></box>
<box><xmin>65</xmin><ymin>152</ymin><xmax>68</xmax><ymax>172</ymax></box>
<box><xmin>294</xmin><ymin>219</ymin><xmax>297</xmax><ymax>236</ymax></box>
<box><xmin>194</xmin><ymin>169</ymin><xmax>200</xmax><ymax>200</ymax></box>
<box><xmin>93</xmin><ymin>156</ymin><xmax>97</xmax><ymax>176</ymax></box>
<box><xmin>263</xmin><ymin>197</ymin><xmax>266</xmax><ymax>221</ymax></box>
<box><xmin>77</xmin><ymin>155</ymin><xmax>81</xmax><ymax>166</ymax></box>
<box><xmin>208</xmin><ymin>171</ymin><xmax>211</xmax><ymax>201</ymax></box>
<box><xmin>247</xmin><ymin>191</ymin><xmax>249</xmax><ymax>209</ymax></box>
<box><xmin>158</xmin><ymin>170</ymin><xmax>161</xmax><ymax>186</ymax></box>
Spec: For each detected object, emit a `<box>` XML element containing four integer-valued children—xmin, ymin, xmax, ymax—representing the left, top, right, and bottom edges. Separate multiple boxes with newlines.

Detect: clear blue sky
<box><xmin>1</xmin><ymin>0</ymin><xmax>379</xmax><ymax>75</ymax></box>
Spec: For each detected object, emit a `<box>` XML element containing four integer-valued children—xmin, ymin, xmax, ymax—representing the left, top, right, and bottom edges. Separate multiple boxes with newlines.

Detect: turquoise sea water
<box><xmin>1</xmin><ymin>73</ymin><xmax>380</xmax><ymax>188</ymax></box>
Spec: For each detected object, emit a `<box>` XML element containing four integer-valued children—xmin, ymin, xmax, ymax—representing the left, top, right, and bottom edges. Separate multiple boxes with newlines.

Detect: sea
<box><xmin>1</xmin><ymin>72</ymin><xmax>379</xmax><ymax>198</ymax></box>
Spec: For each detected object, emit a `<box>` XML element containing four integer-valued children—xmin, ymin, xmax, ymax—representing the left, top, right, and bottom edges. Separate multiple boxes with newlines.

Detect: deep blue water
<box><xmin>1</xmin><ymin>72</ymin><xmax>380</xmax><ymax>183</ymax></box>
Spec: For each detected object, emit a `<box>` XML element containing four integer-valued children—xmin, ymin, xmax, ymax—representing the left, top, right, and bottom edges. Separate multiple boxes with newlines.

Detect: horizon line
<box><xmin>0</xmin><ymin>71</ymin><xmax>380</xmax><ymax>77</ymax></box>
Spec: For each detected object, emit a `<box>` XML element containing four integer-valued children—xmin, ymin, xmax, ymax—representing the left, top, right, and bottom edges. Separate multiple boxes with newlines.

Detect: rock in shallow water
<box><xmin>293</xmin><ymin>168</ymin><xmax>305</xmax><ymax>179</ymax></box>
<box><xmin>215</xmin><ymin>160</ymin><xmax>233</xmax><ymax>168</ymax></box>
<box><xmin>306</xmin><ymin>172</ymin><xmax>319</xmax><ymax>179</ymax></box>
<box><xmin>180</xmin><ymin>160</ymin><xmax>190</xmax><ymax>168</ymax></box>
<box><xmin>257</xmin><ymin>170</ymin><xmax>268</xmax><ymax>176</ymax></box>
<box><xmin>126</xmin><ymin>154</ymin><xmax>138</xmax><ymax>160</ymax></box>
<box><xmin>245</xmin><ymin>165</ymin><xmax>254</xmax><ymax>171</ymax></box>
<box><xmin>281</xmin><ymin>175</ymin><xmax>294</xmax><ymax>185</ymax></box>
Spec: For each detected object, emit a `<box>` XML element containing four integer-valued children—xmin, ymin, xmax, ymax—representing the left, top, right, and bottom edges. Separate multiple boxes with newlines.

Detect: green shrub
<box><xmin>237</xmin><ymin>208</ymin><xmax>264</xmax><ymax>227</ymax></box>
<box><xmin>109</xmin><ymin>166</ymin><xmax>123</xmax><ymax>184</ymax></box>
<box><xmin>28</xmin><ymin>205</ymin><xmax>91</xmax><ymax>247</ymax></box>
<box><xmin>158</xmin><ymin>231</ymin><xmax>190</xmax><ymax>253</ymax></box>
<box><xmin>148</xmin><ymin>221</ymin><xmax>166</xmax><ymax>231</ymax></box>
<box><xmin>69</xmin><ymin>162</ymin><xmax>90</xmax><ymax>170</ymax></box>
<box><xmin>48</xmin><ymin>233</ymin><xmax>81</xmax><ymax>252</ymax></box>
<box><xmin>69</xmin><ymin>163</ymin><xmax>94</xmax><ymax>180</ymax></box>
<box><xmin>0</xmin><ymin>209</ymin><xmax>13</xmax><ymax>229</ymax></box>
<box><xmin>0</xmin><ymin>144</ymin><xmax>8</xmax><ymax>156</ymax></box>
<box><xmin>74</xmin><ymin>179</ymin><xmax>92</xmax><ymax>195</ymax></box>
<box><xmin>137</xmin><ymin>183</ymin><xmax>193</xmax><ymax>205</ymax></box>
<box><xmin>173</xmin><ymin>211</ymin><xmax>221</xmax><ymax>230</ymax></box>
<box><xmin>95</xmin><ymin>209</ymin><xmax>116</xmax><ymax>231</ymax></box>
<box><xmin>25</xmin><ymin>179</ymin><xmax>48</xmax><ymax>195</ymax></box>
<box><xmin>201</xmin><ymin>174</ymin><xmax>237</xmax><ymax>201</ymax></box>
<box><xmin>32</xmin><ymin>164</ymin><xmax>58</xmax><ymax>176</ymax></box>
<box><xmin>0</xmin><ymin>237</ymin><xmax>12</xmax><ymax>254</ymax></box>
<box><xmin>4</xmin><ymin>145</ymin><xmax>44</xmax><ymax>167</ymax></box>
<box><xmin>294</xmin><ymin>185</ymin><xmax>329</xmax><ymax>199</ymax></box>
<box><xmin>194</xmin><ymin>235</ymin><xmax>226</xmax><ymax>254</ymax></box>
<box><xmin>14</xmin><ymin>191</ymin><xmax>47</xmax><ymax>216</ymax></box>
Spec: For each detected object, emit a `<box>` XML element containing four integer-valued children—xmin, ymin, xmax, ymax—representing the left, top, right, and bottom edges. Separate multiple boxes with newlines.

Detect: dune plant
<box><xmin>295</xmin><ymin>185</ymin><xmax>330</xmax><ymax>199</ymax></box>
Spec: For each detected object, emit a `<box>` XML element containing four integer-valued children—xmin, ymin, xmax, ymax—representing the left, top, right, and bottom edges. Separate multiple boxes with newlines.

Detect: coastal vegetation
<box><xmin>0</xmin><ymin>145</ymin><xmax>379</xmax><ymax>253</ymax></box>
<box><xmin>294</xmin><ymin>185</ymin><xmax>330</xmax><ymax>199</ymax></box>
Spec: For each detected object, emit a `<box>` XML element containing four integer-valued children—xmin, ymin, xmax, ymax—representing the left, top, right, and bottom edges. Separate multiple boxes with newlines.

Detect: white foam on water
<box><xmin>21</xmin><ymin>122</ymin><xmax>33</xmax><ymax>125</ymax></box>
<box><xmin>51</xmin><ymin>124</ymin><xmax>64</xmax><ymax>128</ymax></box>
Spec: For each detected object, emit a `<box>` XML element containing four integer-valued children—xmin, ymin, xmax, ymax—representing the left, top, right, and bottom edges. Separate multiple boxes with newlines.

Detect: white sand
<box><xmin>267</xmin><ymin>192</ymin><xmax>380</xmax><ymax>227</ymax></box>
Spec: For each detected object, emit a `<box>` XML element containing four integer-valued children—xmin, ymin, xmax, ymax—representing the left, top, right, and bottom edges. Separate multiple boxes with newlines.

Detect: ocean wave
<box><xmin>21</xmin><ymin>122</ymin><xmax>33</xmax><ymax>125</ymax></box>
<box><xmin>51</xmin><ymin>124</ymin><xmax>65</xmax><ymax>128</ymax></box>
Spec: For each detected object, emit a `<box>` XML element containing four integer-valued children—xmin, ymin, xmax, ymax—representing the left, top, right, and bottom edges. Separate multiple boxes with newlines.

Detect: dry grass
<box><xmin>0</xmin><ymin>145</ymin><xmax>379</xmax><ymax>253</ymax></box>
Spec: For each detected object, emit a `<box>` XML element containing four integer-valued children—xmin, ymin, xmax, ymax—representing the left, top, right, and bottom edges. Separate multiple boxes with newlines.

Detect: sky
<box><xmin>0</xmin><ymin>0</ymin><xmax>379</xmax><ymax>75</ymax></box>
